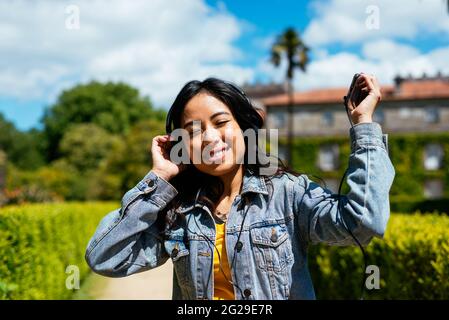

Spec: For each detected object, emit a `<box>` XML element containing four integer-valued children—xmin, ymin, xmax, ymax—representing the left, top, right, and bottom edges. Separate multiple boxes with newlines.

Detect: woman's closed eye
<box><xmin>215</xmin><ymin>120</ymin><xmax>230</xmax><ymax>127</ymax></box>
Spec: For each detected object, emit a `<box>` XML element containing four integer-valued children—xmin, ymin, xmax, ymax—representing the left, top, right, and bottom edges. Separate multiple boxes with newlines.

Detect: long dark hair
<box><xmin>162</xmin><ymin>77</ymin><xmax>301</xmax><ymax>229</ymax></box>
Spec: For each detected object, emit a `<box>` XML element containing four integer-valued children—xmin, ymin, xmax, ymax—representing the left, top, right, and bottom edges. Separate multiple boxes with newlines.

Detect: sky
<box><xmin>1</xmin><ymin>0</ymin><xmax>449</xmax><ymax>131</ymax></box>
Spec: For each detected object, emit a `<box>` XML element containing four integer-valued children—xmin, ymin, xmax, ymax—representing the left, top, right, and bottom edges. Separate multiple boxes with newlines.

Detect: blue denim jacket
<box><xmin>85</xmin><ymin>122</ymin><xmax>395</xmax><ymax>300</ymax></box>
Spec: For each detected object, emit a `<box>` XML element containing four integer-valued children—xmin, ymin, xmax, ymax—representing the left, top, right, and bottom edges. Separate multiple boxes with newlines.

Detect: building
<box><xmin>258</xmin><ymin>73</ymin><xmax>449</xmax><ymax>137</ymax></box>
<box><xmin>245</xmin><ymin>74</ymin><xmax>449</xmax><ymax>198</ymax></box>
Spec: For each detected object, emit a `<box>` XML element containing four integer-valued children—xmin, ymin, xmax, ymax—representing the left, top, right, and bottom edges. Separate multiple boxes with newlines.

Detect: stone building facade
<box><xmin>246</xmin><ymin>74</ymin><xmax>449</xmax><ymax>198</ymax></box>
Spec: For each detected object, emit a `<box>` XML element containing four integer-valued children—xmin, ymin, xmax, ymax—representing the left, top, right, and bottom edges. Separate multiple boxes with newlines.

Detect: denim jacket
<box><xmin>85</xmin><ymin>122</ymin><xmax>395</xmax><ymax>300</ymax></box>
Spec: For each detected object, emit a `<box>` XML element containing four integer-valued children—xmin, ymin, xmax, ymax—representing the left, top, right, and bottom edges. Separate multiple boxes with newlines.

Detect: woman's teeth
<box><xmin>209</xmin><ymin>147</ymin><xmax>228</xmax><ymax>161</ymax></box>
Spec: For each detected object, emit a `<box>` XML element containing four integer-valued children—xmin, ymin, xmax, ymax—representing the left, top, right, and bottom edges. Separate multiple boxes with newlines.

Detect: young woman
<box><xmin>85</xmin><ymin>75</ymin><xmax>395</xmax><ymax>300</ymax></box>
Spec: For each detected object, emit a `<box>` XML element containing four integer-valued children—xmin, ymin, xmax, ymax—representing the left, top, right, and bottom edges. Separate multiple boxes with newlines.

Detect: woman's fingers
<box><xmin>372</xmin><ymin>76</ymin><xmax>382</xmax><ymax>101</ymax></box>
<box><xmin>153</xmin><ymin>135</ymin><xmax>170</xmax><ymax>149</ymax></box>
<box><xmin>357</xmin><ymin>73</ymin><xmax>381</xmax><ymax>101</ymax></box>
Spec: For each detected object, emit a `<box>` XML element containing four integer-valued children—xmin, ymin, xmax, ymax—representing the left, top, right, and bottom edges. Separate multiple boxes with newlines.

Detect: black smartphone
<box><xmin>343</xmin><ymin>73</ymin><xmax>368</xmax><ymax>108</ymax></box>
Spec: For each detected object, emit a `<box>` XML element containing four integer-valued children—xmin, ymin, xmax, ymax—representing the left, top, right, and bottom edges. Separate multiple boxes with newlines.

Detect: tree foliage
<box><xmin>42</xmin><ymin>81</ymin><xmax>165</xmax><ymax>160</ymax></box>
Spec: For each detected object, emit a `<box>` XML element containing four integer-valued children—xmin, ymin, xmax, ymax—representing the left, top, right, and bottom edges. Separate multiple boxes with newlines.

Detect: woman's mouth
<box><xmin>207</xmin><ymin>145</ymin><xmax>230</xmax><ymax>163</ymax></box>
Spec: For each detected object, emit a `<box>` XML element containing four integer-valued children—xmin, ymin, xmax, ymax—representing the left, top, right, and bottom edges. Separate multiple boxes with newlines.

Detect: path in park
<box><xmin>95</xmin><ymin>260</ymin><xmax>173</xmax><ymax>300</ymax></box>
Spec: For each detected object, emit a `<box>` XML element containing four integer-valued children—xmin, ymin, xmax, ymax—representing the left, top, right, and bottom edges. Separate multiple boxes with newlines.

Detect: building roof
<box><xmin>241</xmin><ymin>82</ymin><xmax>287</xmax><ymax>99</ymax></box>
<box><xmin>259</xmin><ymin>75</ymin><xmax>449</xmax><ymax>107</ymax></box>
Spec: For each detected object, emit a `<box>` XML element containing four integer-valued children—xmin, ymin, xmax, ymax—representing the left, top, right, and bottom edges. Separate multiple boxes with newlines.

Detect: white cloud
<box><xmin>257</xmin><ymin>41</ymin><xmax>449</xmax><ymax>91</ymax></box>
<box><xmin>257</xmin><ymin>0</ymin><xmax>449</xmax><ymax>92</ymax></box>
<box><xmin>362</xmin><ymin>39</ymin><xmax>420</xmax><ymax>62</ymax></box>
<box><xmin>303</xmin><ymin>0</ymin><xmax>449</xmax><ymax>46</ymax></box>
<box><xmin>3</xmin><ymin>0</ymin><xmax>449</xmax><ymax>113</ymax></box>
<box><xmin>0</xmin><ymin>0</ymin><xmax>253</xmax><ymax>107</ymax></box>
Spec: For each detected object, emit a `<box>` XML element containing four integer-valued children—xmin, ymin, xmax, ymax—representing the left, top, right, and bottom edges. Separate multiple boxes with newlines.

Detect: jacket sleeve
<box><xmin>293</xmin><ymin>122</ymin><xmax>395</xmax><ymax>246</ymax></box>
<box><xmin>85</xmin><ymin>171</ymin><xmax>178</xmax><ymax>277</ymax></box>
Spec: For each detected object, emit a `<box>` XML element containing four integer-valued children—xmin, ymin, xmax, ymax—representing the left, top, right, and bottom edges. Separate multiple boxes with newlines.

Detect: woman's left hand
<box><xmin>348</xmin><ymin>73</ymin><xmax>382</xmax><ymax>125</ymax></box>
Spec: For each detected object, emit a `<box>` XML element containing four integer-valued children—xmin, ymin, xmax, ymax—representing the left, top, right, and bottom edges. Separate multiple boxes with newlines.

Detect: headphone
<box><xmin>164</xmin><ymin>79</ymin><xmax>263</xmax><ymax>299</ymax></box>
<box><xmin>182</xmin><ymin>187</ymin><xmax>250</xmax><ymax>300</ymax></box>
<box><xmin>339</xmin><ymin>76</ymin><xmax>369</xmax><ymax>300</ymax></box>
<box><xmin>165</xmin><ymin>78</ymin><xmax>367</xmax><ymax>299</ymax></box>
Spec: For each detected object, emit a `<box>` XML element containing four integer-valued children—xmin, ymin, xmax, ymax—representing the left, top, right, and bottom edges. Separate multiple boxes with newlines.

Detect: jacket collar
<box><xmin>240</xmin><ymin>167</ymin><xmax>269</xmax><ymax>196</ymax></box>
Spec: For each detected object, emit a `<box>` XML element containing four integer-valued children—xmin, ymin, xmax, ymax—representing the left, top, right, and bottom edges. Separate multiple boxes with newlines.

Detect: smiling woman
<box><xmin>85</xmin><ymin>76</ymin><xmax>395</xmax><ymax>300</ymax></box>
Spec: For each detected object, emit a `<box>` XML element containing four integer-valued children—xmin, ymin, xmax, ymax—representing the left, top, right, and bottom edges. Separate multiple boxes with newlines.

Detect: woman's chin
<box><xmin>195</xmin><ymin>162</ymin><xmax>241</xmax><ymax>177</ymax></box>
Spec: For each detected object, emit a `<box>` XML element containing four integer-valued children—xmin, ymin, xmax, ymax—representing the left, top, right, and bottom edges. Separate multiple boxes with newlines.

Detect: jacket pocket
<box><xmin>249</xmin><ymin>224</ymin><xmax>293</xmax><ymax>272</ymax></box>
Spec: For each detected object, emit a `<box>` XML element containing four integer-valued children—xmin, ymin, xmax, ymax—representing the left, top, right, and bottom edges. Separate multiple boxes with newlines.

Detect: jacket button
<box><xmin>270</xmin><ymin>228</ymin><xmax>278</xmax><ymax>242</ymax></box>
<box><xmin>235</xmin><ymin>241</ymin><xmax>243</xmax><ymax>252</ymax></box>
<box><xmin>171</xmin><ymin>248</ymin><xmax>179</xmax><ymax>258</ymax></box>
<box><xmin>243</xmin><ymin>289</ymin><xmax>251</xmax><ymax>297</ymax></box>
<box><xmin>147</xmin><ymin>179</ymin><xmax>155</xmax><ymax>188</ymax></box>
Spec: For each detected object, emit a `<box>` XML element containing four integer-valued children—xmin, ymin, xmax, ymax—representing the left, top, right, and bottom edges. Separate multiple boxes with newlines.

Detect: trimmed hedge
<box><xmin>0</xmin><ymin>202</ymin><xmax>117</xmax><ymax>299</ymax></box>
<box><xmin>1</xmin><ymin>203</ymin><xmax>448</xmax><ymax>299</ymax></box>
<box><xmin>309</xmin><ymin>213</ymin><xmax>449</xmax><ymax>299</ymax></box>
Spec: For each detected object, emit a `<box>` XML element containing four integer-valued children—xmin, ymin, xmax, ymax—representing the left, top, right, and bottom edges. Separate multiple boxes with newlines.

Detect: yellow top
<box><xmin>213</xmin><ymin>222</ymin><xmax>235</xmax><ymax>300</ymax></box>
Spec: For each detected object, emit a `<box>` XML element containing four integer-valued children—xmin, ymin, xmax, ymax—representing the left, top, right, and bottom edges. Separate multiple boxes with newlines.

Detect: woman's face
<box><xmin>180</xmin><ymin>92</ymin><xmax>246</xmax><ymax>177</ymax></box>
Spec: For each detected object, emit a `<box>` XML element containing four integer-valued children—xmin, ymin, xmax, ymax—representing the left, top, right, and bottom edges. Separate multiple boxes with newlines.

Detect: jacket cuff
<box><xmin>349</xmin><ymin>122</ymin><xmax>388</xmax><ymax>153</ymax></box>
<box><xmin>135</xmin><ymin>171</ymin><xmax>178</xmax><ymax>208</ymax></box>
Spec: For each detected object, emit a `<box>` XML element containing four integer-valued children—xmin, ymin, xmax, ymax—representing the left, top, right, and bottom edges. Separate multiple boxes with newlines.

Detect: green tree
<box><xmin>96</xmin><ymin>119</ymin><xmax>166</xmax><ymax>198</ymax></box>
<box><xmin>271</xmin><ymin>27</ymin><xmax>310</xmax><ymax>165</ymax></box>
<box><xmin>59</xmin><ymin>123</ymin><xmax>121</xmax><ymax>172</ymax></box>
<box><xmin>42</xmin><ymin>81</ymin><xmax>166</xmax><ymax>161</ymax></box>
<box><xmin>0</xmin><ymin>113</ymin><xmax>45</xmax><ymax>170</ymax></box>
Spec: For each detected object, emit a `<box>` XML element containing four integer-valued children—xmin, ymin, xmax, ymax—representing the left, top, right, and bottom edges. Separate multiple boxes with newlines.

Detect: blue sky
<box><xmin>1</xmin><ymin>0</ymin><xmax>449</xmax><ymax>131</ymax></box>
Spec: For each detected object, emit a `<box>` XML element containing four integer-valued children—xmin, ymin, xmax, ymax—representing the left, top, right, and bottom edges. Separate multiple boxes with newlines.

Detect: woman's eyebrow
<box><xmin>183</xmin><ymin>111</ymin><xmax>231</xmax><ymax>129</ymax></box>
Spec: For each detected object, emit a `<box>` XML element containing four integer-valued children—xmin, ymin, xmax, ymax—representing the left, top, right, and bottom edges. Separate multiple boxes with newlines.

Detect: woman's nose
<box><xmin>202</xmin><ymin>128</ymin><xmax>221</xmax><ymax>144</ymax></box>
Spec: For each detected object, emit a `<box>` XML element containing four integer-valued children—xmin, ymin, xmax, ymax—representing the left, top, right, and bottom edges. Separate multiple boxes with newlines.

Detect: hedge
<box><xmin>389</xmin><ymin>195</ymin><xmax>449</xmax><ymax>215</ymax></box>
<box><xmin>0</xmin><ymin>202</ymin><xmax>117</xmax><ymax>299</ymax></box>
<box><xmin>309</xmin><ymin>212</ymin><xmax>449</xmax><ymax>299</ymax></box>
<box><xmin>1</xmin><ymin>203</ymin><xmax>448</xmax><ymax>299</ymax></box>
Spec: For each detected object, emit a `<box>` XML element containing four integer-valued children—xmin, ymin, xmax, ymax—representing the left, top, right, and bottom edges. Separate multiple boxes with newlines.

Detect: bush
<box><xmin>0</xmin><ymin>186</ymin><xmax>62</xmax><ymax>206</ymax></box>
<box><xmin>390</xmin><ymin>195</ymin><xmax>449</xmax><ymax>214</ymax></box>
<box><xmin>0</xmin><ymin>202</ymin><xmax>117</xmax><ymax>299</ymax></box>
<box><xmin>4</xmin><ymin>162</ymin><xmax>89</xmax><ymax>203</ymax></box>
<box><xmin>309</xmin><ymin>213</ymin><xmax>449</xmax><ymax>299</ymax></box>
<box><xmin>1</xmin><ymin>205</ymin><xmax>447</xmax><ymax>299</ymax></box>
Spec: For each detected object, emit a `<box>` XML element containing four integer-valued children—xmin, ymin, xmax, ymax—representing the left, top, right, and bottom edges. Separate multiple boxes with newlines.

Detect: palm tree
<box><xmin>270</xmin><ymin>27</ymin><xmax>309</xmax><ymax>165</ymax></box>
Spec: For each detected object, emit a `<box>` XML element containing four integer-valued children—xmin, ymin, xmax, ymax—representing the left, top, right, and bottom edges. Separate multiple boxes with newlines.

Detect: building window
<box><xmin>322</xmin><ymin>111</ymin><xmax>334</xmax><ymax>126</ymax></box>
<box><xmin>272</xmin><ymin>112</ymin><xmax>287</xmax><ymax>128</ymax></box>
<box><xmin>399</xmin><ymin>107</ymin><xmax>411</xmax><ymax>118</ymax></box>
<box><xmin>423</xmin><ymin>144</ymin><xmax>444</xmax><ymax>170</ymax></box>
<box><xmin>424</xmin><ymin>179</ymin><xmax>444</xmax><ymax>199</ymax></box>
<box><xmin>318</xmin><ymin>144</ymin><xmax>339</xmax><ymax>171</ymax></box>
<box><xmin>373</xmin><ymin>110</ymin><xmax>385</xmax><ymax>124</ymax></box>
<box><xmin>425</xmin><ymin>108</ymin><xmax>440</xmax><ymax>123</ymax></box>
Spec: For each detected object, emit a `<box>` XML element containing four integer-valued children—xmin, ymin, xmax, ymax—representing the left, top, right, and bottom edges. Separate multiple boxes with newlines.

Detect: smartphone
<box><xmin>343</xmin><ymin>73</ymin><xmax>368</xmax><ymax>108</ymax></box>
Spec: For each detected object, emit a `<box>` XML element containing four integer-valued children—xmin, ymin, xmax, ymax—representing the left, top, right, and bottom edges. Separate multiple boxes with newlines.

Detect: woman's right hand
<box><xmin>151</xmin><ymin>135</ymin><xmax>187</xmax><ymax>181</ymax></box>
